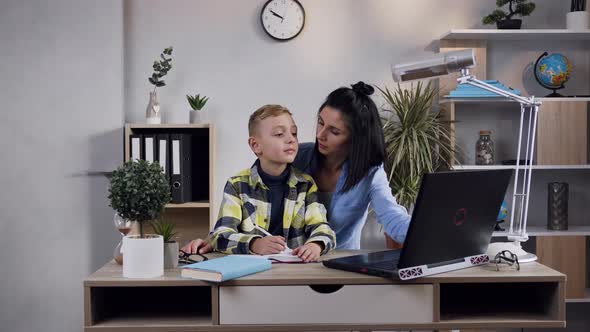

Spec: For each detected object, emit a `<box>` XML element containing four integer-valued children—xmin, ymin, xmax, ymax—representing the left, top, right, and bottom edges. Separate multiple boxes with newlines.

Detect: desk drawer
<box><xmin>219</xmin><ymin>284</ymin><xmax>433</xmax><ymax>324</ymax></box>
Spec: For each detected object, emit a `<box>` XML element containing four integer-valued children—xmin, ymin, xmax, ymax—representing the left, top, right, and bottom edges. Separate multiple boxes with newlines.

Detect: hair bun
<box><xmin>351</xmin><ymin>81</ymin><xmax>374</xmax><ymax>96</ymax></box>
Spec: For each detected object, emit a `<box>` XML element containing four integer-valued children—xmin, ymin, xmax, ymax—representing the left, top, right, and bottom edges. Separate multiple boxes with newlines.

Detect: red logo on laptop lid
<box><xmin>453</xmin><ymin>208</ymin><xmax>467</xmax><ymax>226</ymax></box>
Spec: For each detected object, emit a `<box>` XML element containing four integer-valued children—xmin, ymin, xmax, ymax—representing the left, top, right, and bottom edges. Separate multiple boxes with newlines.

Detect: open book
<box><xmin>237</xmin><ymin>247</ymin><xmax>303</xmax><ymax>263</ymax></box>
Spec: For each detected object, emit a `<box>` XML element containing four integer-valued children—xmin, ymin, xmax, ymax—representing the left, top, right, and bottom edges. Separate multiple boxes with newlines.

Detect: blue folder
<box><xmin>449</xmin><ymin>80</ymin><xmax>521</xmax><ymax>98</ymax></box>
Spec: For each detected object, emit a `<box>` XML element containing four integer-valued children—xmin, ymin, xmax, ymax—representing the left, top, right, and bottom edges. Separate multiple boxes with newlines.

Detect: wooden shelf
<box><xmin>440</xmin><ymin>29</ymin><xmax>590</xmax><ymax>41</ymax></box>
<box><xmin>493</xmin><ymin>226</ymin><xmax>590</xmax><ymax>237</ymax></box>
<box><xmin>91</xmin><ymin>314</ymin><xmax>212</xmax><ymax>328</ymax></box>
<box><xmin>453</xmin><ymin>164</ymin><xmax>590</xmax><ymax>170</ymax></box>
<box><xmin>166</xmin><ymin>201</ymin><xmax>210</xmax><ymax>209</ymax></box>
<box><xmin>441</xmin><ymin>97</ymin><xmax>590</xmax><ymax>104</ymax></box>
<box><xmin>566</xmin><ymin>289</ymin><xmax>590</xmax><ymax>303</ymax></box>
<box><xmin>126</xmin><ymin>123</ymin><xmax>211</xmax><ymax>129</ymax></box>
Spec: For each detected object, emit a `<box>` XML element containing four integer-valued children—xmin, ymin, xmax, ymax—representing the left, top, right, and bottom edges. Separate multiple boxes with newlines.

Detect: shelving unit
<box><xmin>438</xmin><ymin>29</ymin><xmax>590</xmax><ymax>302</ymax></box>
<box><xmin>123</xmin><ymin>123</ymin><xmax>216</xmax><ymax>243</ymax></box>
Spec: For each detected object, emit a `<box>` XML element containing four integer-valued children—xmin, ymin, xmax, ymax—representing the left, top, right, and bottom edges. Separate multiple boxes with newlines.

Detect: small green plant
<box><xmin>148</xmin><ymin>47</ymin><xmax>173</xmax><ymax>90</ymax></box>
<box><xmin>482</xmin><ymin>0</ymin><xmax>536</xmax><ymax>25</ymax></box>
<box><xmin>150</xmin><ymin>218</ymin><xmax>178</xmax><ymax>243</ymax></box>
<box><xmin>187</xmin><ymin>94</ymin><xmax>209</xmax><ymax>111</ymax></box>
<box><xmin>108</xmin><ymin>159</ymin><xmax>171</xmax><ymax>238</ymax></box>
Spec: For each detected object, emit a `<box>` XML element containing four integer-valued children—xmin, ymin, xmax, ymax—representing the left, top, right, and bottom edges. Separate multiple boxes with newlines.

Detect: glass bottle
<box><xmin>475</xmin><ymin>130</ymin><xmax>494</xmax><ymax>165</ymax></box>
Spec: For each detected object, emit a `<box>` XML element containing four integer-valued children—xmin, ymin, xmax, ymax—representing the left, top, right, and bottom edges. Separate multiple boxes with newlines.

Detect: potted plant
<box><xmin>108</xmin><ymin>159</ymin><xmax>171</xmax><ymax>278</ymax></box>
<box><xmin>151</xmin><ymin>218</ymin><xmax>179</xmax><ymax>269</ymax></box>
<box><xmin>482</xmin><ymin>0</ymin><xmax>536</xmax><ymax>29</ymax></box>
<box><xmin>187</xmin><ymin>93</ymin><xmax>210</xmax><ymax>124</ymax></box>
<box><xmin>378</xmin><ymin>82</ymin><xmax>459</xmax><ymax>248</ymax></box>
<box><xmin>567</xmin><ymin>0</ymin><xmax>588</xmax><ymax>30</ymax></box>
<box><xmin>146</xmin><ymin>46</ymin><xmax>173</xmax><ymax>124</ymax></box>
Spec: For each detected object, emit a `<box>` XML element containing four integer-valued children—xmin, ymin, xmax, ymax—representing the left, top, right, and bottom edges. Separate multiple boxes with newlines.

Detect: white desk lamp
<box><xmin>392</xmin><ymin>49</ymin><xmax>540</xmax><ymax>262</ymax></box>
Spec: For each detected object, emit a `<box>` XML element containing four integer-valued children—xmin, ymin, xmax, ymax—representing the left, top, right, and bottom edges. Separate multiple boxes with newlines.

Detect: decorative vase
<box><xmin>566</xmin><ymin>11</ymin><xmax>590</xmax><ymax>30</ymax></box>
<box><xmin>475</xmin><ymin>130</ymin><xmax>495</xmax><ymax>165</ymax></box>
<box><xmin>547</xmin><ymin>183</ymin><xmax>568</xmax><ymax>230</ymax></box>
<box><xmin>189</xmin><ymin>109</ymin><xmax>208</xmax><ymax>124</ymax></box>
<box><xmin>146</xmin><ymin>91</ymin><xmax>161</xmax><ymax>124</ymax></box>
<box><xmin>122</xmin><ymin>234</ymin><xmax>164</xmax><ymax>278</ymax></box>
<box><xmin>164</xmin><ymin>241</ymin><xmax>179</xmax><ymax>269</ymax></box>
<box><xmin>497</xmin><ymin>19</ymin><xmax>522</xmax><ymax>29</ymax></box>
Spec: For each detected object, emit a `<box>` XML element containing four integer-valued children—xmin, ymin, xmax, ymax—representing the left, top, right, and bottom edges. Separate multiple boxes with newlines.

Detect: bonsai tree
<box><xmin>148</xmin><ymin>47</ymin><xmax>173</xmax><ymax>92</ymax></box>
<box><xmin>108</xmin><ymin>159</ymin><xmax>171</xmax><ymax>238</ymax></box>
<box><xmin>187</xmin><ymin>93</ymin><xmax>209</xmax><ymax>111</ymax></box>
<box><xmin>378</xmin><ymin>82</ymin><xmax>459</xmax><ymax>209</ymax></box>
<box><xmin>482</xmin><ymin>0</ymin><xmax>536</xmax><ymax>25</ymax></box>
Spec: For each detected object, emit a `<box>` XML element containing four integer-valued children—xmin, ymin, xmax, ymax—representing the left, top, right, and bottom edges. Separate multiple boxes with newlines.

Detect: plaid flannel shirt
<box><xmin>210</xmin><ymin>163</ymin><xmax>336</xmax><ymax>255</ymax></box>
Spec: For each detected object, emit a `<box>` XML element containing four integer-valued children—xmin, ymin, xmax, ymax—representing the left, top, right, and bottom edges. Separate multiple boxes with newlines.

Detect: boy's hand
<box><xmin>250</xmin><ymin>236</ymin><xmax>286</xmax><ymax>255</ymax></box>
<box><xmin>181</xmin><ymin>238</ymin><xmax>213</xmax><ymax>254</ymax></box>
<box><xmin>293</xmin><ymin>242</ymin><xmax>322</xmax><ymax>263</ymax></box>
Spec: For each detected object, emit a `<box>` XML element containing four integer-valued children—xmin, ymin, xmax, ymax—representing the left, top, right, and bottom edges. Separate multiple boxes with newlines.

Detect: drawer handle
<box><xmin>308</xmin><ymin>285</ymin><xmax>343</xmax><ymax>294</ymax></box>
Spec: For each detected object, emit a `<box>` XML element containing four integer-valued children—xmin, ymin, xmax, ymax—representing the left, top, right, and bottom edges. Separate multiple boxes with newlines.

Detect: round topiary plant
<box><xmin>108</xmin><ymin>160</ymin><xmax>171</xmax><ymax>238</ymax></box>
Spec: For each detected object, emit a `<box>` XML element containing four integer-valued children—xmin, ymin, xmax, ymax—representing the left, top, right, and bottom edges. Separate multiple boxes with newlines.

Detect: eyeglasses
<box><xmin>493</xmin><ymin>250</ymin><xmax>520</xmax><ymax>271</ymax></box>
<box><xmin>178</xmin><ymin>250</ymin><xmax>208</xmax><ymax>265</ymax></box>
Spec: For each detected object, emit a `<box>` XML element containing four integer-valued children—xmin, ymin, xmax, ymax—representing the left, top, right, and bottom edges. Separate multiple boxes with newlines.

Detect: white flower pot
<box><xmin>566</xmin><ymin>11</ymin><xmax>589</xmax><ymax>30</ymax></box>
<box><xmin>122</xmin><ymin>234</ymin><xmax>163</xmax><ymax>278</ymax></box>
<box><xmin>189</xmin><ymin>110</ymin><xmax>208</xmax><ymax>124</ymax></box>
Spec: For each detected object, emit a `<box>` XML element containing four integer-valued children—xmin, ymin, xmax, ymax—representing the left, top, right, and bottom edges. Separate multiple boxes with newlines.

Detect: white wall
<box><xmin>0</xmin><ymin>1</ymin><xmax>584</xmax><ymax>331</ymax></box>
<box><xmin>0</xmin><ymin>1</ymin><xmax>123</xmax><ymax>331</ymax></box>
<box><xmin>124</xmin><ymin>0</ymin><xmax>577</xmax><ymax>247</ymax></box>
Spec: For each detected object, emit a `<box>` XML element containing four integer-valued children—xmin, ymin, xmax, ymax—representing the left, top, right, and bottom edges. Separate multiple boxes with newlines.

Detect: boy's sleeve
<box><xmin>209</xmin><ymin>180</ymin><xmax>262</xmax><ymax>254</ymax></box>
<box><xmin>302</xmin><ymin>180</ymin><xmax>336</xmax><ymax>254</ymax></box>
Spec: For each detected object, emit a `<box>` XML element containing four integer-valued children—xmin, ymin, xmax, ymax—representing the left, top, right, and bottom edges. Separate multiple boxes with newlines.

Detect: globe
<box><xmin>534</xmin><ymin>52</ymin><xmax>572</xmax><ymax>97</ymax></box>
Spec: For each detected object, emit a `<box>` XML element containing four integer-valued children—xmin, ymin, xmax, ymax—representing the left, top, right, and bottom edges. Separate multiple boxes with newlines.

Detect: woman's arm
<box><xmin>368</xmin><ymin>165</ymin><xmax>411</xmax><ymax>244</ymax></box>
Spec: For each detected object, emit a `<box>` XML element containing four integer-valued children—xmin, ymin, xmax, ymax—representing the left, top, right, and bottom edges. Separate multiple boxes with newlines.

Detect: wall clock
<box><xmin>260</xmin><ymin>0</ymin><xmax>305</xmax><ymax>41</ymax></box>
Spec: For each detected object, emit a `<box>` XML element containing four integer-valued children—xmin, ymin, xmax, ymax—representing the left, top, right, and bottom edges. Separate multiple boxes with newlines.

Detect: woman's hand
<box><xmin>181</xmin><ymin>238</ymin><xmax>213</xmax><ymax>254</ymax></box>
<box><xmin>293</xmin><ymin>242</ymin><xmax>322</xmax><ymax>263</ymax></box>
<box><xmin>250</xmin><ymin>236</ymin><xmax>286</xmax><ymax>255</ymax></box>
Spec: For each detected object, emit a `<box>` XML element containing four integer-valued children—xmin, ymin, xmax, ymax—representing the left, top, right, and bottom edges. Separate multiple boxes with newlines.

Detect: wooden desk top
<box><xmin>84</xmin><ymin>250</ymin><xmax>565</xmax><ymax>287</ymax></box>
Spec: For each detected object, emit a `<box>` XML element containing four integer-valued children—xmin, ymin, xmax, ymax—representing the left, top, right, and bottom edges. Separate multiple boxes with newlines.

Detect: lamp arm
<box><xmin>457</xmin><ymin>73</ymin><xmax>541</xmax><ymax>107</ymax></box>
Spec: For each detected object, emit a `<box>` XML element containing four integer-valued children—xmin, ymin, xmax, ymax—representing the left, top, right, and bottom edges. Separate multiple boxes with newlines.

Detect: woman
<box><xmin>182</xmin><ymin>81</ymin><xmax>410</xmax><ymax>254</ymax></box>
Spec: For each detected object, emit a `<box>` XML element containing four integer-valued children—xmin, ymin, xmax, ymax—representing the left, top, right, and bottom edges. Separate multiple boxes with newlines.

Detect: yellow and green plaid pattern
<box><xmin>210</xmin><ymin>163</ymin><xmax>336</xmax><ymax>255</ymax></box>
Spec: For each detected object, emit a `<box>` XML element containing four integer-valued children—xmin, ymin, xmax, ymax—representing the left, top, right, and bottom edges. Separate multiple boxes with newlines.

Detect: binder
<box><xmin>143</xmin><ymin>134</ymin><xmax>157</xmax><ymax>164</ymax></box>
<box><xmin>129</xmin><ymin>134</ymin><xmax>143</xmax><ymax>161</ymax></box>
<box><xmin>156</xmin><ymin>134</ymin><xmax>170</xmax><ymax>179</ymax></box>
<box><xmin>170</xmin><ymin>134</ymin><xmax>193</xmax><ymax>203</ymax></box>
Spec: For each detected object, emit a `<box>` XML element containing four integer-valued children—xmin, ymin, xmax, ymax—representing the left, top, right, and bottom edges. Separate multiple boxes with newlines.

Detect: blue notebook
<box><xmin>181</xmin><ymin>255</ymin><xmax>272</xmax><ymax>282</ymax></box>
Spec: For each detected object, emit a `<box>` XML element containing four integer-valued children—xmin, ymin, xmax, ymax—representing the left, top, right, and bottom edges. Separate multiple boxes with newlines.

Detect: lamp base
<box><xmin>486</xmin><ymin>241</ymin><xmax>538</xmax><ymax>263</ymax></box>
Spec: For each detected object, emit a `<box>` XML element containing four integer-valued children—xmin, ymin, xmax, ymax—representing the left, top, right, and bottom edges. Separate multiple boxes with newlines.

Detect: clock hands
<box><xmin>270</xmin><ymin>9</ymin><xmax>284</xmax><ymax>21</ymax></box>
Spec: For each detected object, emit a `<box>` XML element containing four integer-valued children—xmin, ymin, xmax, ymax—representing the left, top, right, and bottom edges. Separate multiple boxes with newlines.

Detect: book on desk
<box><xmin>181</xmin><ymin>255</ymin><xmax>272</xmax><ymax>282</ymax></box>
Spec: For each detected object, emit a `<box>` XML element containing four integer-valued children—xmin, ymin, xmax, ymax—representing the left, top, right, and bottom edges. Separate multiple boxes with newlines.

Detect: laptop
<box><xmin>323</xmin><ymin>170</ymin><xmax>512</xmax><ymax>280</ymax></box>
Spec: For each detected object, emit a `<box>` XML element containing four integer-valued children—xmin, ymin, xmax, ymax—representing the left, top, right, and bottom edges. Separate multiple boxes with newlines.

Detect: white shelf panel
<box><xmin>440</xmin><ymin>29</ymin><xmax>590</xmax><ymax>41</ymax></box>
<box><xmin>126</xmin><ymin>123</ymin><xmax>210</xmax><ymax>129</ymax></box>
<box><xmin>453</xmin><ymin>165</ymin><xmax>590</xmax><ymax>170</ymax></box>
<box><xmin>441</xmin><ymin>97</ymin><xmax>590</xmax><ymax>104</ymax></box>
<box><xmin>493</xmin><ymin>226</ymin><xmax>590</xmax><ymax>237</ymax></box>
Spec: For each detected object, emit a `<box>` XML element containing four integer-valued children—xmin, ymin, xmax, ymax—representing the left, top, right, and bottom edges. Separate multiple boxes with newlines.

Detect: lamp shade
<box><xmin>392</xmin><ymin>49</ymin><xmax>476</xmax><ymax>82</ymax></box>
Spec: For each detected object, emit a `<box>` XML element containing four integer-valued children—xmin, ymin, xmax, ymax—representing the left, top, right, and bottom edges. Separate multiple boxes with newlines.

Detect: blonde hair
<box><xmin>248</xmin><ymin>104</ymin><xmax>292</xmax><ymax>136</ymax></box>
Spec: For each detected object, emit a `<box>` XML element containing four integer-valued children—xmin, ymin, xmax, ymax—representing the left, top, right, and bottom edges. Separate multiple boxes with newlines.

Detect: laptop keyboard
<box><xmin>366</xmin><ymin>250</ymin><xmax>401</xmax><ymax>270</ymax></box>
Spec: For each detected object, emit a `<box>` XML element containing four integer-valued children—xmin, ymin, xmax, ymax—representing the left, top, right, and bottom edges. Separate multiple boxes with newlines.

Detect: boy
<box><xmin>209</xmin><ymin>104</ymin><xmax>336</xmax><ymax>262</ymax></box>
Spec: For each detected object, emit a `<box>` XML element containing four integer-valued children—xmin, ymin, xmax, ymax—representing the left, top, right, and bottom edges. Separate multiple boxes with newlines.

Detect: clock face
<box><xmin>260</xmin><ymin>0</ymin><xmax>305</xmax><ymax>41</ymax></box>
